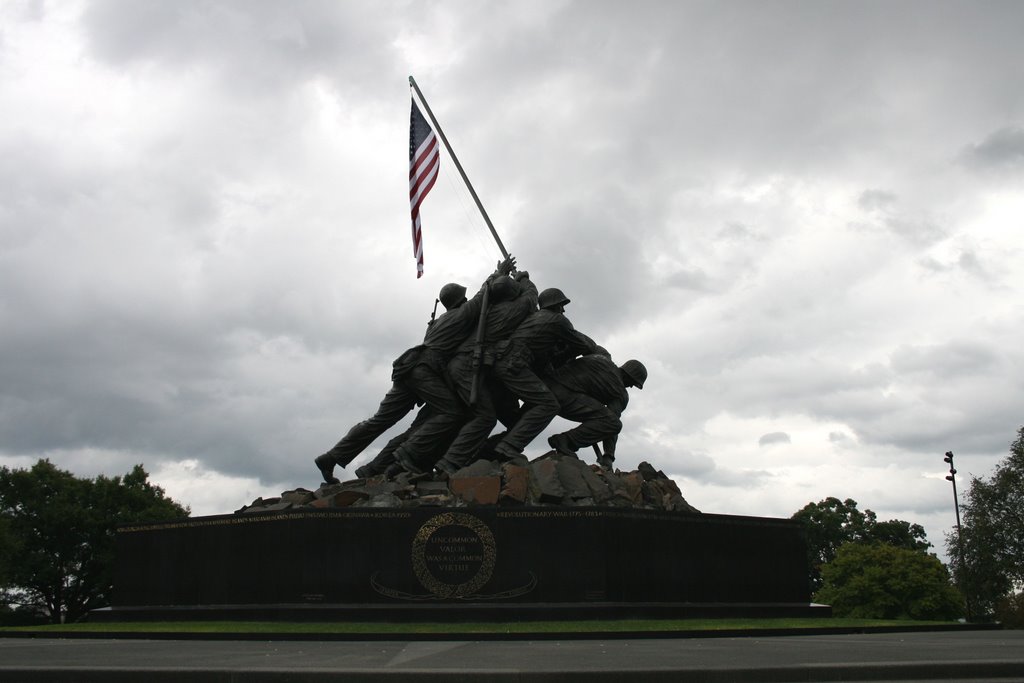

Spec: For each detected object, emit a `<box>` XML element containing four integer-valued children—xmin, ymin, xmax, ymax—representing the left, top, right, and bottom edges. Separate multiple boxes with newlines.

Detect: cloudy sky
<box><xmin>2</xmin><ymin>0</ymin><xmax>1022</xmax><ymax>557</ymax></box>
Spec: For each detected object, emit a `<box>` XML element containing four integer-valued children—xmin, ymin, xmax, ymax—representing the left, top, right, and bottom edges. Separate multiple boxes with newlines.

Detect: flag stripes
<box><xmin>409</xmin><ymin>99</ymin><xmax>439</xmax><ymax>278</ymax></box>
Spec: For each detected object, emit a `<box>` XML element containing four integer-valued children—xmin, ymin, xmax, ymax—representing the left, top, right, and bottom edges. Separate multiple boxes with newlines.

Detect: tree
<box><xmin>870</xmin><ymin>518</ymin><xmax>931</xmax><ymax>550</ymax></box>
<box><xmin>0</xmin><ymin>514</ymin><xmax>12</xmax><ymax>587</ymax></box>
<box><xmin>792</xmin><ymin>497</ymin><xmax>930</xmax><ymax>591</ymax></box>
<box><xmin>0</xmin><ymin>459</ymin><xmax>189</xmax><ymax>623</ymax></box>
<box><xmin>816</xmin><ymin>542</ymin><xmax>963</xmax><ymax>620</ymax></box>
<box><xmin>947</xmin><ymin>426</ymin><xmax>1024</xmax><ymax>619</ymax></box>
<box><xmin>994</xmin><ymin>591</ymin><xmax>1024</xmax><ymax>628</ymax></box>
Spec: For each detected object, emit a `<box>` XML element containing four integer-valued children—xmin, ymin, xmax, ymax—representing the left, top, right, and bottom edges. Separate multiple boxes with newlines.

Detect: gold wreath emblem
<box><xmin>411</xmin><ymin>512</ymin><xmax>496</xmax><ymax>598</ymax></box>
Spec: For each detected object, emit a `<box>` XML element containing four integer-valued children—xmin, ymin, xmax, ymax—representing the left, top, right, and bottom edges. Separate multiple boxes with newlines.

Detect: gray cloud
<box><xmin>513</xmin><ymin>193</ymin><xmax>650</xmax><ymax>337</ymax></box>
<box><xmin>916</xmin><ymin>248</ymin><xmax>1001</xmax><ymax>284</ymax></box>
<box><xmin>828</xmin><ymin>431</ymin><xmax>852</xmax><ymax>444</ymax></box>
<box><xmin>889</xmin><ymin>341</ymin><xmax>998</xmax><ymax>378</ymax></box>
<box><xmin>643</xmin><ymin>445</ymin><xmax>717</xmax><ymax>480</ymax></box>
<box><xmin>851</xmin><ymin>193</ymin><xmax>950</xmax><ymax>247</ymax></box>
<box><xmin>858</xmin><ymin>190</ymin><xmax>898</xmax><ymax>212</ymax></box>
<box><xmin>883</xmin><ymin>216</ymin><xmax>948</xmax><ymax>246</ymax></box>
<box><xmin>664</xmin><ymin>267</ymin><xmax>713</xmax><ymax>293</ymax></box>
<box><xmin>959</xmin><ymin>126</ymin><xmax>1024</xmax><ymax>174</ymax></box>
<box><xmin>759</xmin><ymin>432</ymin><xmax>792</xmax><ymax>447</ymax></box>
<box><xmin>703</xmin><ymin>467</ymin><xmax>776</xmax><ymax>488</ymax></box>
<box><xmin>81</xmin><ymin>0</ymin><xmax>408</xmax><ymax>100</ymax></box>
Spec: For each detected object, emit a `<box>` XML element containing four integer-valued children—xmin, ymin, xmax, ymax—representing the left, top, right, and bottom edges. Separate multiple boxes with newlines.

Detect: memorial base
<box><xmin>91</xmin><ymin>601</ymin><xmax>829</xmax><ymax>622</ymax></box>
<box><xmin>103</xmin><ymin>507</ymin><xmax>826</xmax><ymax>621</ymax></box>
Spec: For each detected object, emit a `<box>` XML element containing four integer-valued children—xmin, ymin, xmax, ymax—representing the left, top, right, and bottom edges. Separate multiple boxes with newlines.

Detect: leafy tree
<box><xmin>792</xmin><ymin>497</ymin><xmax>929</xmax><ymax>591</ymax></box>
<box><xmin>870</xmin><ymin>518</ymin><xmax>931</xmax><ymax>550</ymax></box>
<box><xmin>0</xmin><ymin>514</ymin><xmax>12</xmax><ymax>586</ymax></box>
<box><xmin>0</xmin><ymin>459</ymin><xmax>189</xmax><ymax>623</ymax></box>
<box><xmin>947</xmin><ymin>426</ymin><xmax>1024</xmax><ymax>619</ymax></box>
<box><xmin>816</xmin><ymin>542</ymin><xmax>963</xmax><ymax>620</ymax></box>
<box><xmin>994</xmin><ymin>591</ymin><xmax>1024</xmax><ymax>628</ymax></box>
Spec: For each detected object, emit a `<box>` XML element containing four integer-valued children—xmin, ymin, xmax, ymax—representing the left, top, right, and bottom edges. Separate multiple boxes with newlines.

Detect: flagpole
<box><xmin>409</xmin><ymin>75</ymin><xmax>510</xmax><ymax>261</ymax></box>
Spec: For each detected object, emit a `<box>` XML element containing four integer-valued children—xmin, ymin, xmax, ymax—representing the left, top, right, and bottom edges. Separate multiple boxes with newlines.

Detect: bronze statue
<box><xmin>544</xmin><ymin>354</ymin><xmax>647</xmax><ymax>469</ymax></box>
<box><xmin>487</xmin><ymin>287</ymin><xmax>597</xmax><ymax>461</ymax></box>
<box><xmin>433</xmin><ymin>271</ymin><xmax>538</xmax><ymax>476</ymax></box>
<box><xmin>315</xmin><ymin>259</ymin><xmax>514</xmax><ymax>484</ymax></box>
<box><xmin>315</xmin><ymin>253</ymin><xmax>654</xmax><ymax>483</ymax></box>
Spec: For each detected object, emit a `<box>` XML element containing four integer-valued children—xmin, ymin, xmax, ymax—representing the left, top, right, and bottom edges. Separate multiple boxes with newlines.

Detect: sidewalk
<box><xmin>1</xmin><ymin>629</ymin><xmax>1022</xmax><ymax>681</ymax></box>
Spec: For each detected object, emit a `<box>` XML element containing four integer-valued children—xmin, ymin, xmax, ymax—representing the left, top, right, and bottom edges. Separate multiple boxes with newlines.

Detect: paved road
<box><xmin>1</xmin><ymin>630</ymin><xmax>1022</xmax><ymax>681</ymax></box>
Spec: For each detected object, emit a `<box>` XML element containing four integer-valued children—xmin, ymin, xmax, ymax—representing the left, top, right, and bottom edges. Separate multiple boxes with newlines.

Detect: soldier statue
<box><xmin>433</xmin><ymin>270</ymin><xmax>538</xmax><ymax>476</ymax></box>
<box><xmin>544</xmin><ymin>352</ymin><xmax>647</xmax><ymax>470</ymax></box>
<box><xmin>487</xmin><ymin>287</ymin><xmax>596</xmax><ymax>461</ymax></box>
<box><xmin>314</xmin><ymin>258</ymin><xmax>514</xmax><ymax>483</ymax></box>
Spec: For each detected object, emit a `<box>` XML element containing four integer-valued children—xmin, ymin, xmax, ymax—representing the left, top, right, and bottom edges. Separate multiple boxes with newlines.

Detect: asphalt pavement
<box><xmin>1</xmin><ymin>629</ymin><xmax>1022</xmax><ymax>681</ymax></box>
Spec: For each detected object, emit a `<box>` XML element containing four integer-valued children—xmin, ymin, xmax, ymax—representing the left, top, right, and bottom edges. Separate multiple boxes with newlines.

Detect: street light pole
<box><xmin>944</xmin><ymin>451</ymin><xmax>972</xmax><ymax>621</ymax></box>
<box><xmin>944</xmin><ymin>451</ymin><xmax>962</xmax><ymax>529</ymax></box>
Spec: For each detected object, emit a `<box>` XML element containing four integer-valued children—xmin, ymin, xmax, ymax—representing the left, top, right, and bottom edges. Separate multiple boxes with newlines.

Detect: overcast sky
<box><xmin>2</xmin><ymin>0</ymin><xmax>1022</xmax><ymax>558</ymax></box>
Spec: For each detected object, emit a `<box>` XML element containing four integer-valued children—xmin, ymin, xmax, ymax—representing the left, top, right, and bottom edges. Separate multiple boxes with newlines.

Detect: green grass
<box><xmin>0</xmin><ymin>618</ymin><xmax>961</xmax><ymax>635</ymax></box>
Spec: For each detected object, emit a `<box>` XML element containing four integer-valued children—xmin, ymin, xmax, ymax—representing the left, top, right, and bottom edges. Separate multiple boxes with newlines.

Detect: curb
<box><xmin>0</xmin><ymin>622</ymin><xmax>1002</xmax><ymax>641</ymax></box>
<box><xmin>1</xmin><ymin>660</ymin><xmax>1023</xmax><ymax>683</ymax></box>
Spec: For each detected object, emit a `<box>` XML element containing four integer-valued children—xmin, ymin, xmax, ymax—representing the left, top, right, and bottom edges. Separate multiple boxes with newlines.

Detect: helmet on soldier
<box><xmin>620</xmin><ymin>359</ymin><xmax>647</xmax><ymax>389</ymax></box>
<box><xmin>538</xmin><ymin>287</ymin><xmax>570</xmax><ymax>310</ymax></box>
<box><xmin>439</xmin><ymin>283</ymin><xmax>467</xmax><ymax>310</ymax></box>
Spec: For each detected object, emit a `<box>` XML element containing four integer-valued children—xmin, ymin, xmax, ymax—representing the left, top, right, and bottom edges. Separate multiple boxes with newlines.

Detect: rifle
<box><xmin>468</xmin><ymin>283</ymin><xmax>491</xmax><ymax>406</ymax></box>
<box><xmin>426</xmin><ymin>297</ymin><xmax>440</xmax><ymax>328</ymax></box>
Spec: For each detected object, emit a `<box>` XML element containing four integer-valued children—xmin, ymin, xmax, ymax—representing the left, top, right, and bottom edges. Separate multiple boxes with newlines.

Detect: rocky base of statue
<box><xmin>237</xmin><ymin>452</ymin><xmax>700</xmax><ymax>515</ymax></box>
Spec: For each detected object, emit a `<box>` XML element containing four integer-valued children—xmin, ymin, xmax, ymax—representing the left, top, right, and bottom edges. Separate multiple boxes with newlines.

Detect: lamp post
<box><xmin>944</xmin><ymin>451</ymin><xmax>971</xmax><ymax>621</ymax></box>
<box><xmin>944</xmin><ymin>451</ymin><xmax>962</xmax><ymax>528</ymax></box>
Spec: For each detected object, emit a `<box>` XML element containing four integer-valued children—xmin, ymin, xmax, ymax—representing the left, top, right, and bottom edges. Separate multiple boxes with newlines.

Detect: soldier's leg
<box><xmin>493</xmin><ymin>364</ymin><xmax>560</xmax><ymax>455</ymax></box>
<box><xmin>393</xmin><ymin>364</ymin><xmax>466</xmax><ymax>473</ymax></box>
<box><xmin>553</xmin><ymin>390</ymin><xmax>622</xmax><ymax>450</ymax></box>
<box><xmin>435</xmin><ymin>354</ymin><xmax>498</xmax><ymax>474</ymax></box>
<box><xmin>492</xmin><ymin>380</ymin><xmax>522</xmax><ymax>431</ymax></box>
<box><xmin>474</xmin><ymin>431</ymin><xmax>509</xmax><ymax>462</ymax></box>
<box><xmin>354</xmin><ymin>406</ymin><xmax>434</xmax><ymax>477</ymax></box>
<box><xmin>317</xmin><ymin>382</ymin><xmax>417</xmax><ymax>482</ymax></box>
<box><xmin>353</xmin><ymin>437</ymin><xmax>401</xmax><ymax>478</ymax></box>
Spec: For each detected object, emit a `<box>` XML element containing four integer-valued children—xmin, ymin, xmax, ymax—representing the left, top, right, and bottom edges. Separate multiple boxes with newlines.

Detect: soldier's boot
<box><xmin>597</xmin><ymin>453</ymin><xmax>615</xmax><ymax>471</ymax></box>
<box><xmin>314</xmin><ymin>454</ymin><xmax>341</xmax><ymax>485</ymax></box>
<box><xmin>394</xmin><ymin>446</ymin><xmax>426</xmax><ymax>476</ymax></box>
<box><xmin>434</xmin><ymin>459</ymin><xmax>457</xmax><ymax>480</ymax></box>
<box><xmin>492</xmin><ymin>441</ymin><xmax>522</xmax><ymax>462</ymax></box>
<box><xmin>547</xmin><ymin>433</ymin><xmax>577</xmax><ymax>457</ymax></box>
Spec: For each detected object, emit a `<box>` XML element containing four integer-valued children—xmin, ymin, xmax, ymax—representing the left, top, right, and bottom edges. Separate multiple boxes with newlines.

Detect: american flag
<box><xmin>409</xmin><ymin>99</ymin><xmax>439</xmax><ymax>278</ymax></box>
